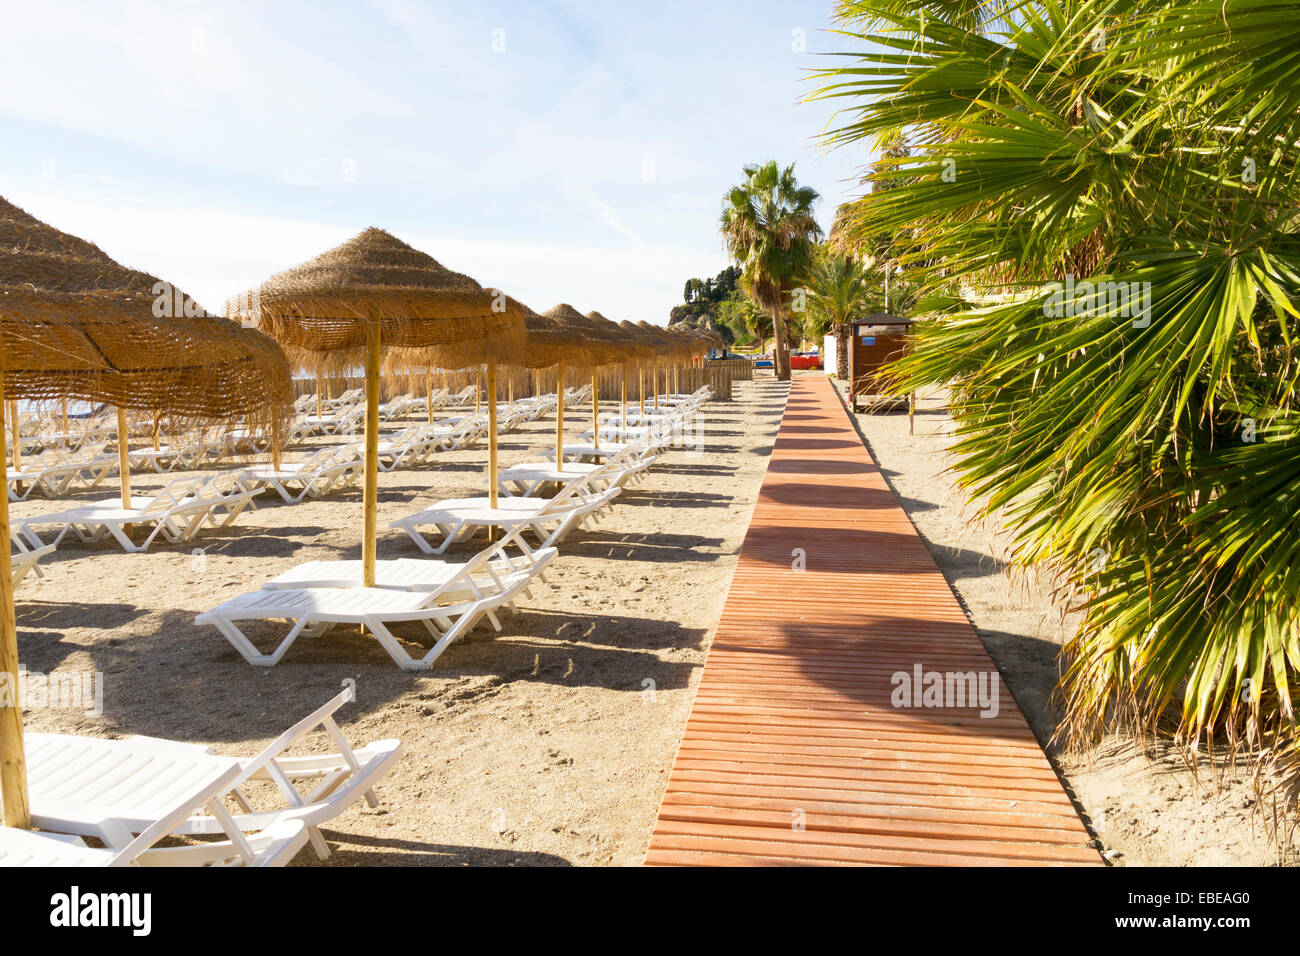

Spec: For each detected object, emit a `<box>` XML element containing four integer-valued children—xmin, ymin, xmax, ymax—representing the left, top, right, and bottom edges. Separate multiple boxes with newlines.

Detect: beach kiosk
<box><xmin>847</xmin><ymin>313</ymin><xmax>913</xmax><ymax>413</ymax></box>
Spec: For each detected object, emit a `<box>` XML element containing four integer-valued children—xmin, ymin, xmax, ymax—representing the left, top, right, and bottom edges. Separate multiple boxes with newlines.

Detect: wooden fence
<box><xmin>294</xmin><ymin>358</ymin><xmax>754</xmax><ymax>406</ymax></box>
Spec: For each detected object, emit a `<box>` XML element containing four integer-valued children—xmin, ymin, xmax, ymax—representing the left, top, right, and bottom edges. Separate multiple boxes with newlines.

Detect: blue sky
<box><xmin>0</xmin><ymin>0</ymin><xmax>871</xmax><ymax>322</ymax></box>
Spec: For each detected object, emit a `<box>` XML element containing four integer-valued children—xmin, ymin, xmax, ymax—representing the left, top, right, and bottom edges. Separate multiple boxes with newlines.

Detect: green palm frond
<box><xmin>812</xmin><ymin>0</ymin><xmax>1300</xmax><ymax>800</ymax></box>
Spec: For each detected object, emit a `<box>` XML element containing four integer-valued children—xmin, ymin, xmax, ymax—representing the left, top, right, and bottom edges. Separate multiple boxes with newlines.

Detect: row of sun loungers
<box><xmin>14</xmin><ymin>472</ymin><xmax>260</xmax><ymax>554</ymax></box>
<box><xmin>2</xmin><ymin>385</ymin><xmax>712</xmax><ymax>866</ymax></box>
<box><xmin>6</xmin><ymin>444</ymin><xmax>119</xmax><ymax>501</ymax></box>
<box><xmin>198</xmin><ymin>386</ymin><xmax>711</xmax><ymax>671</ymax></box>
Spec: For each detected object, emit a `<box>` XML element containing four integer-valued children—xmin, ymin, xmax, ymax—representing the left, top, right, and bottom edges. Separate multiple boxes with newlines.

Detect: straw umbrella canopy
<box><xmin>514</xmin><ymin>301</ymin><xmax>594</xmax><ymax>372</ymax></box>
<box><xmin>549</xmin><ymin>306</ymin><xmax>628</xmax><ymax>449</ymax></box>
<box><xmin>585</xmin><ymin>311</ymin><xmax>646</xmax><ymax>430</ymax></box>
<box><xmin>227</xmin><ymin>228</ymin><xmax>525</xmax><ymax>587</ymax></box>
<box><xmin>632</xmin><ymin>321</ymin><xmax>681</xmax><ymax>410</ymax></box>
<box><xmin>0</xmin><ymin>195</ymin><xmax>294</xmax><ymax>829</ymax></box>
<box><xmin>541</xmin><ymin>304</ymin><xmax>618</xmax><ymax>456</ymax></box>
<box><xmin>617</xmin><ymin>320</ymin><xmax>664</xmax><ymax>415</ymax></box>
<box><xmin>514</xmin><ymin>302</ymin><xmax>594</xmax><ymax>466</ymax></box>
<box><xmin>667</xmin><ymin>324</ymin><xmax>715</xmax><ymax>395</ymax></box>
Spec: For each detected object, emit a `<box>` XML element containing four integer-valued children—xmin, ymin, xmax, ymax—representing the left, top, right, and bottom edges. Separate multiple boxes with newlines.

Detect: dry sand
<box><xmin>836</xmin><ymin>377</ymin><xmax>1298</xmax><ymax>867</ymax></box>
<box><xmin>11</xmin><ymin>378</ymin><xmax>787</xmax><ymax>866</ymax></box>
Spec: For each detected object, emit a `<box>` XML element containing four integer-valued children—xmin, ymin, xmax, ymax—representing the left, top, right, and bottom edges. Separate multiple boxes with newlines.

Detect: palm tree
<box><xmin>720</xmin><ymin>161</ymin><xmax>823</xmax><ymax>380</ymax></box>
<box><xmin>803</xmin><ymin>247</ymin><xmax>877</xmax><ymax>379</ymax></box>
<box><xmin>811</xmin><ymin>0</ymin><xmax>1300</xmax><ymax>795</ymax></box>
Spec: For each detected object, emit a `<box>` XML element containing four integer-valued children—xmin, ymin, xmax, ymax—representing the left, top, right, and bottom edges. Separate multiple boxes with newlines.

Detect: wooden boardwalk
<box><xmin>645</xmin><ymin>375</ymin><xmax>1100</xmax><ymax>866</ymax></box>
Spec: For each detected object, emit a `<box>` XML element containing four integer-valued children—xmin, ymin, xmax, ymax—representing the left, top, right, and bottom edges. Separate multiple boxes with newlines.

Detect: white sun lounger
<box><xmin>390</xmin><ymin>466</ymin><xmax>621</xmax><ymax>555</ymax></box>
<box><xmin>261</xmin><ymin>526</ymin><xmax>556</xmax><ymax>603</ymax></box>
<box><xmin>197</xmin><ymin>537</ymin><xmax>546</xmax><ymax>669</ymax></box>
<box><xmin>545</xmin><ymin>440</ymin><xmax>635</xmax><ymax>464</ymax></box>
<box><xmin>127</xmin><ymin>438</ymin><xmax>220</xmax><ymax>473</ymax></box>
<box><xmin>243</xmin><ymin>444</ymin><xmax>364</xmax><ymax>503</ymax></box>
<box><xmin>496</xmin><ymin>449</ymin><xmax>653</xmax><ymax>496</ymax></box>
<box><xmin>22</xmin><ymin>734</ymin><xmax>309</xmax><ymax>867</ymax></box>
<box><xmin>9</xmin><ymin>532</ymin><xmax>55</xmax><ymax>588</ymax></box>
<box><xmin>120</xmin><ymin>688</ymin><xmax>402</xmax><ymax>860</ymax></box>
<box><xmin>15</xmin><ymin>472</ymin><xmax>258</xmax><ymax>553</ymax></box>
<box><xmin>6</xmin><ymin>446</ymin><xmax>118</xmax><ymax>501</ymax></box>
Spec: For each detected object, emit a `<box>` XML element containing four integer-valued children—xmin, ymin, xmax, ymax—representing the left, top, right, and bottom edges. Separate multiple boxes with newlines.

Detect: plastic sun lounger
<box><xmin>244</xmin><ymin>445</ymin><xmax>364</xmax><ymax>503</ymax></box>
<box><xmin>20</xmin><ymin>734</ymin><xmax>310</xmax><ymax>867</ymax></box>
<box><xmin>6</xmin><ymin>448</ymin><xmax>116</xmax><ymax>501</ymax></box>
<box><xmin>16</xmin><ymin>476</ymin><xmax>212</xmax><ymax>553</ymax></box>
<box><xmin>15</xmin><ymin>470</ymin><xmax>258</xmax><ymax>554</ymax></box>
<box><xmin>374</xmin><ymin>424</ymin><xmax>467</xmax><ymax>471</ymax></box>
<box><xmin>389</xmin><ymin>468</ymin><xmax>622</xmax><ymax>555</ymax></box>
<box><xmin>10</xmin><ymin>532</ymin><xmax>55</xmax><ymax>587</ymax></box>
<box><xmin>495</xmin><ymin>461</ymin><xmax>611</xmax><ymax>497</ymax></box>
<box><xmin>545</xmin><ymin>440</ymin><xmax>635</xmax><ymax>464</ymax></box>
<box><xmin>127</xmin><ymin>440</ymin><xmax>219</xmax><ymax>473</ymax></box>
<box><xmin>196</xmin><ymin>550</ymin><xmax>544</xmax><ymax>670</ymax></box>
<box><xmin>261</xmin><ymin>526</ymin><xmax>556</xmax><ymax>600</ymax></box>
<box><xmin>117</xmin><ymin>688</ymin><xmax>402</xmax><ymax>861</ymax></box>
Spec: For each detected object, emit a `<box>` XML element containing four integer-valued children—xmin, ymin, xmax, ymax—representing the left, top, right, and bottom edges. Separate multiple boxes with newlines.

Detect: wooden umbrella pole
<box><xmin>362</xmin><ymin>321</ymin><xmax>382</xmax><ymax>589</ymax></box>
<box><xmin>555</xmin><ymin>363</ymin><xmax>565</xmax><ymax>467</ymax></box>
<box><xmin>621</xmin><ymin>362</ymin><xmax>628</xmax><ymax>432</ymax></box>
<box><xmin>152</xmin><ymin>411</ymin><xmax>161</xmax><ymax>451</ymax></box>
<box><xmin>591</xmin><ymin>368</ymin><xmax>600</xmax><ymax>451</ymax></box>
<box><xmin>271</xmin><ymin>412</ymin><xmax>282</xmax><ymax>472</ymax></box>
<box><xmin>487</xmin><ymin>362</ymin><xmax>499</xmax><ymax>511</ymax></box>
<box><xmin>116</xmin><ymin>407</ymin><xmax>132</xmax><ymax>509</ymax></box>
<box><xmin>653</xmin><ymin>360</ymin><xmax>660</xmax><ymax>411</ymax></box>
<box><xmin>638</xmin><ymin>362</ymin><xmax>645</xmax><ymax>416</ymax></box>
<box><xmin>7</xmin><ymin>400</ymin><xmax>19</xmax><ymax>473</ymax></box>
<box><xmin>6</xmin><ymin>401</ymin><xmax>18</xmax><ymax>473</ymax></box>
<box><xmin>426</xmin><ymin>368</ymin><xmax>434</xmax><ymax>423</ymax></box>
<box><xmin>475</xmin><ymin>370</ymin><xmax>481</xmax><ymax>415</ymax></box>
<box><xmin>0</xmin><ymin>372</ymin><xmax>31</xmax><ymax>829</ymax></box>
<box><xmin>508</xmin><ymin>369</ymin><xmax>514</xmax><ymax>406</ymax></box>
<box><xmin>316</xmin><ymin>370</ymin><xmax>324</xmax><ymax>417</ymax></box>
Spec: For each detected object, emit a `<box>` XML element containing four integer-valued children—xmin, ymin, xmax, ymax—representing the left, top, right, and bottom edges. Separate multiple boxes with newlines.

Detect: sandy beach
<box><xmin>12</xmin><ymin>379</ymin><xmax>786</xmax><ymax>865</ymax></box>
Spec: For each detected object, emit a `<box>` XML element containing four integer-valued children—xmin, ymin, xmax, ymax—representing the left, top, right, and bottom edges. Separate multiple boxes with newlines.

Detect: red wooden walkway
<box><xmin>645</xmin><ymin>375</ymin><xmax>1099</xmax><ymax>866</ymax></box>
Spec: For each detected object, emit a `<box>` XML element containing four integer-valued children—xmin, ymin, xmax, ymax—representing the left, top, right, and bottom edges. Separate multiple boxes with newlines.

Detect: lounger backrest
<box><xmin>225</xmin><ymin>689</ymin><xmax>361</xmax><ymax>790</ymax></box>
<box><xmin>143</xmin><ymin>475</ymin><xmax>208</xmax><ymax>513</ymax></box>
<box><xmin>537</xmin><ymin>463</ymin><xmax>614</xmax><ymax>511</ymax></box>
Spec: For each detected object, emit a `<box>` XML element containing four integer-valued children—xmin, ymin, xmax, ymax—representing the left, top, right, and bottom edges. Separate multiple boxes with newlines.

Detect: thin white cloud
<box><xmin>4</xmin><ymin>186</ymin><xmax>719</xmax><ymax>324</ymax></box>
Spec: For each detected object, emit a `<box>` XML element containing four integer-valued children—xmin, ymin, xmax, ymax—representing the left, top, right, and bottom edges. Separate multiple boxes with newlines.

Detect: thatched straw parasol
<box><xmin>585</xmin><ymin>311</ymin><xmax>644</xmax><ymax>431</ymax></box>
<box><xmin>513</xmin><ymin>302</ymin><xmax>593</xmax><ymax>469</ymax></box>
<box><xmin>229</xmin><ymin>228</ymin><xmax>525</xmax><ymax>583</ymax></box>
<box><xmin>540</xmin><ymin>304</ymin><xmax>614</xmax><ymax>457</ymax></box>
<box><xmin>549</xmin><ymin>306</ymin><xmax>630</xmax><ymax>449</ymax></box>
<box><xmin>617</xmin><ymin>320</ymin><xmax>662</xmax><ymax>415</ymax></box>
<box><xmin>633</xmin><ymin>321</ymin><xmax>680</xmax><ymax>410</ymax></box>
<box><xmin>0</xmin><ymin>195</ymin><xmax>294</xmax><ymax>829</ymax></box>
<box><xmin>667</xmin><ymin>323</ymin><xmax>715</xmax><ymax>396</ymax></box>
<box><xmin>231</xmin><ymin>230</ymin><xmax>525</xmax><ymax>582</ymax></box>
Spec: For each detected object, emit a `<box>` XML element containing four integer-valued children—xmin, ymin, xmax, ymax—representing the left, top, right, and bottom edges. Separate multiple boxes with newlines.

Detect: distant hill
<box><xmin>669</xmin><ymin>265</ymin><xmax>740</xmax><ymax>343</ymax></box>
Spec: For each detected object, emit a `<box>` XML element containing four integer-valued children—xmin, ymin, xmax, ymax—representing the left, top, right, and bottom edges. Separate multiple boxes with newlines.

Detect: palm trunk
<box><xmin>771</xmin><ymin>294</ymin><xmax>791</xmax><ymax>381</ymax></box>
<box><xmin>836</xmin><ymin>325</ymin><xmax>850</xmax><ymax>380</ymax></box>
